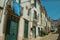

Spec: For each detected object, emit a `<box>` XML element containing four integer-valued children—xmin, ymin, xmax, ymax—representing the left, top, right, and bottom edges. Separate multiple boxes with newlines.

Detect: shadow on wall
<box><xmin>56</xmin><ymin>25</ymin><xmax>60</xmax><ymax>40</ymax></box>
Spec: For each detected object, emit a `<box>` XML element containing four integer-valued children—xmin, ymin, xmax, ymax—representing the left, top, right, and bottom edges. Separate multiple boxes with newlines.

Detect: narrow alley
<box><xmin>40</xmin><ymin>33</ymin><xmax>59</xmax><ymax>40</ymax></box>
<box><xmin>40</xmin><ymin>25</ymin><xmax>60</xmax><ymax>40</ymax></box>
<box><xmin>0</xmin><ymin>0</ymin><xmax>60</xmax><ymax>40</ymax></box>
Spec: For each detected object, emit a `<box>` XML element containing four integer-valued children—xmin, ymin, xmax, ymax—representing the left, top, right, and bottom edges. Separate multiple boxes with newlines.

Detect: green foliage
<box><xmin>40</xmin><ymin>30</ymin><xmax>48</xmax><ymax>37</ymax></box>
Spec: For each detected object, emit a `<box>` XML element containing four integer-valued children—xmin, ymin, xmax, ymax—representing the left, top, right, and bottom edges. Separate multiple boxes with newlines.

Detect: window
<box><xmin>20</xmin><ymin>7</ymin><xmax>23</xmax><ymax>14</ymax></box>
<box><xmin>28</xmin><ymin>8</ymin><xmax>31</xmax><ymax>16</ymax></box>
<box><xmin>31</xmin><ymin>0</ymin><xmax>36</xmax><ymax>8</ymax></box>
<box><xmin>34</xmin><ymin>0</ymin><xmax>36</xmax><ymax>7</ymax></box>
<box><xmin>32</xmin><ymin>26</ymin><xmax>36</xmax><ymax>38</ymax></box>
<box><xmin>38</xmin><ymin>27</ymin><xmax>40</xmax><ymax>36</ymax></box>
<box><xmin>19</xmin><ymin>0</ymin><xmax>20</xmax><ymax>3</ymax></box>
<box><xmin>7</xmin><ymin>0</ymin><xmax>12</xmax><ymax>8</ymax></box>
<box><xmin>31</xmin><ymin>4</ymin><xmax>34</xmax><ymax>8</ymax></box>
<box><xmin>32</xmin><ymin>22</ymin><xmax>37</xmax><ymax>38</ymax></box>
<box><xmin>37</xmin><ymin>14</ymin><xmax>39</xmax><ymax>20</ymax></box>
<box><xmin>34</xmin><ymin>11</ymin><xmax>37</xmax><ymax>19</ymax></box>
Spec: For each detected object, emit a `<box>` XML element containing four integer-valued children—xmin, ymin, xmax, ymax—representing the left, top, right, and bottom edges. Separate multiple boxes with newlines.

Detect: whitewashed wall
<box><xmin>18</xmin><ymin>0</ymin><xmax>31</xmax><ymax>40</ymax></box>
<box><xmin>0</xmin><ymin>0</ymin><xmax>5</xmax><ymax>7</ymax></box>
<box><xmin>21</xmin><ymin>0</ymin><xmax>29</xmax><ymax>3</ymax></box>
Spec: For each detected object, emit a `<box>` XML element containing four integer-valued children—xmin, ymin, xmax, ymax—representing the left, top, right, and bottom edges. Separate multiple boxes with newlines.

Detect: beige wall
<box><xmin>0</xmin><ymin>0</ymin><xmax>8</xmax><ymax>40</ymax></box>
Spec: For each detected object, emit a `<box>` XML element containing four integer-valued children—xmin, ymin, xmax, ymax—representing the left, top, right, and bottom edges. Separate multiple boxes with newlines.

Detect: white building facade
<box><xmin>0</xmin><ymin>0</ymin><xmax>42</xmax><ymax>40</ymax></box>
<box><xmin>0</xmin><ymin>0</ymin><xmax>51</xmax><ymax>40</ymax></box>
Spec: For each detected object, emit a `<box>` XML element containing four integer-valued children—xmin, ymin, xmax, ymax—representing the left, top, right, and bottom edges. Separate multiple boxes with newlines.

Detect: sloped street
<box><xmin>40</xmin><ymin>33</ymin><xmax>59</xmax><ymax>40</ymax></box>
<box><xmin>40</xmin><ymin>26</ymin><xmax>60</xmax><ymax>40</ymax></box>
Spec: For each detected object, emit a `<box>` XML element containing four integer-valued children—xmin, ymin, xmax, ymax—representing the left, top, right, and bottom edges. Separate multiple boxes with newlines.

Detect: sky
<box><xmin>40</xmin><ymin>0</ymin><xmax>60</xmax><ymax>20</ymax></box>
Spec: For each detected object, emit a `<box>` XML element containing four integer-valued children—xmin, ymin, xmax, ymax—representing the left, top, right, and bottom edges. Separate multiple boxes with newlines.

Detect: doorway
<box><xmin>24</xmin><ymin>20</ymin><xmax>28</xmax><ymax>38</ymax></box>
<box><xmin>5</xmin><ymin>14</ymin><xmax>19</xmax><ymax>40</ymax></box>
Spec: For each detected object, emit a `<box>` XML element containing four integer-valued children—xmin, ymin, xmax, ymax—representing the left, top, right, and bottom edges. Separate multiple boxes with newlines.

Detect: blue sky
<box><xmin>40</xmin><ymin>0</ymin><xmax>60</xmax><ymax>20</ymax></box>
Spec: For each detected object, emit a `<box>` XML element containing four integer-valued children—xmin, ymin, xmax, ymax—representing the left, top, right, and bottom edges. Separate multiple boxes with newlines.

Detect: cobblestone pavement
<box><xmin>40</xmin><ymin>33</ymin><xmax>59</xmax><ymax>40</ymax></box>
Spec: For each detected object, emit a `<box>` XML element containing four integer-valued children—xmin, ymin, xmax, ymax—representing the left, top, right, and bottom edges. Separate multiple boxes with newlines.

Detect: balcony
<box><xmin>6</xmin><ymin>5</ymin><xmax>20</xmax><ymax>19</ymax></box>
<box><xmin>6</xmin><ymin>5</ymin><xmax>23</xmax><ymax>18</ymax></box>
